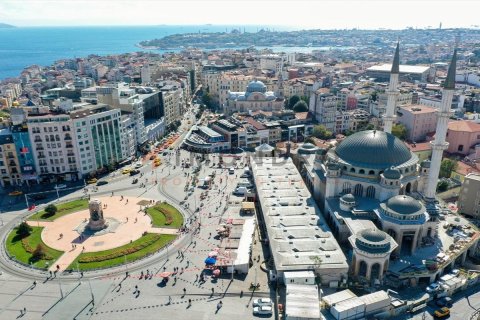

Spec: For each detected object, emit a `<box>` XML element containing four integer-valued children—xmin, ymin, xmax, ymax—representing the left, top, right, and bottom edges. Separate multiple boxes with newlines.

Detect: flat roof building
<box><xmin>366</xmin><ymin>64</ymin><xmax>432</xmax><ymax>82</ymax></box>
<box><xmin>250</xmin><ymin>157</ymin><xmax>348</xmax><ymax>286</ymax></box>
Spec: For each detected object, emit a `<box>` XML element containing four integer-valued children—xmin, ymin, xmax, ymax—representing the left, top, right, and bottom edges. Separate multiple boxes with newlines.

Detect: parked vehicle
<box><xmin>54</xmin><ymin>184</ymin><xmax>67</xmax><ymax>189</ymax></box>
<box><xmin>253</xmin><ymin>305</ymin><xmax>273</xmax><ymax>316</ymax></box>
<box><xmin>252</xmin><ymin>298</ymin><xmax>272</xmax><ymax>307</ymax></box>
<box><xmin>96</xmin><ymin>181</ymin><xmax>108</xmax><ymax>186</ymax></box>
<box><xmin>436</xmin><ymin>297</ymin><xmax>453</xmax><ymax>308</ymax></box>
<box><xmin>433</xmin><ymin>307</ymin><xmax>450</xmax><ymax>318</ymax></box>
<box><xmin>233</xmin><ymin>187</ymin><xmax>249</xmax><ymax>196</ymax></box>
<box><xmin>426</xmin><ymin>283</ymin><xmax>440</xmax><ymax>293</ymax></box>
<box><xmin>122</xmin><ymin>168</ymin><xmax>132</xmax><ymax>174</ymax></box>
<box><xmin>87</xmin><ymin>178</ymin><xmax>97</xmax><ymax>184</ymax></box>
<box><xmin>30</xmin><ymin>193</ymin><xmax>47</xmax><ymax>200</ymax></box>
<box><xmin>9</xmin><ymin>190</ymin><xmax>23</xmax><ymax>196</ymax></box>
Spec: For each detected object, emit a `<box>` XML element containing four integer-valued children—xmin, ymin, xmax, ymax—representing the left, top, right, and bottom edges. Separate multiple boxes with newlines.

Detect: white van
<box><xmin>229</xmin><ymin>167</ymin><xmax>235</xmax><ymax>175</ymax></box>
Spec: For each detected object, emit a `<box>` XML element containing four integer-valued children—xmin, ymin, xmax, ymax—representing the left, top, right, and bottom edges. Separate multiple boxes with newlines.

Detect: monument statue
<box><xmin>87</xmin><ymin>199</ymin><xmax>107</xmax><ymax>231</ymax></box>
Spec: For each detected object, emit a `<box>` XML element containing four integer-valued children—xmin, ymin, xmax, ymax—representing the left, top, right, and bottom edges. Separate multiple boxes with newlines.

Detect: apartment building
<box><xmin>70</xmin><ymin>104</ymin><xmax>132</xmax><ymax>176</ymax></box>
<box><xmin>26</xmin><ymin>109</ymin><xmax>80</xmax><ymax>183</ymax></box>
<box><xmin>0</xmin><ymin>129</ymin><xmax>22</xmax><ymax>186</ymax></box>
<box><xmin>309</xmin><ymin>91</ymin><xmax>338</xmax><ymax>132</ymax></box>
<box><xmin>396</xmin><ymin>104</ymin><xmax>437</xmax><ymax>142</ymax></box>
<box><xmin>458</xmin><ymin>173</ymin><xmax>480</xmax><ymax>217</ymax></box>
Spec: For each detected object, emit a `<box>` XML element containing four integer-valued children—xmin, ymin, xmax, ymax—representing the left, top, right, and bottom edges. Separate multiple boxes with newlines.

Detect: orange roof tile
<box><xmin>448</xmin><ymin>120</ymin><xmax>480</xmax><ymax>133</ymax></box>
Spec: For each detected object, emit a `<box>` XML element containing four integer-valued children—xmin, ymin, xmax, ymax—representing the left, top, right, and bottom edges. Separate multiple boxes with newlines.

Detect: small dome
<box><xmin>360</xmin><ymin>229</ymin><xmax>387</xmax><ymax>242</ymax></box>
<box><xmin>421</xmin><ymin>160</ymin><xmax>431</xmax><ymax>168</ymax></box>
<box><xmin>298</xmin><ymin>143</ymin><xmax>319</xmax><ymax>155</ymax></box>
<box><xmin>383</xmin><ymin>167</ymin><xmax>401</xmax><ymax>179</ymax></box>
<box><xmin>355</xmin><ymin>229</ymin><xmax>391</xmax><ymax>254</ymax></box>
<box><xmin>246</xmin><ymin>80</ymin><xmax>266</xmax><ymax>94</ymax></box>
<box><xmin>256</xmin><ymin>143</ymin><xmax>274</xmax><ymax>152</ymax></box>
<box><xmin>341</xmin><ymin>193</ymin><xmax>356</xmax><ymax>203</ymax></box>
<box><xmin>385</xmin><ymin>195</ymin><xmax>423</xmax><ymax>215</ymax></box>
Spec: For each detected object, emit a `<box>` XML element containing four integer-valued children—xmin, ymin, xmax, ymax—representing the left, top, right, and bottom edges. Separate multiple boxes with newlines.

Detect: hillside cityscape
<box><xmin>1</xmin><ymin>20</ymin><xmax>480</xmax><ymax>320</ymax></box>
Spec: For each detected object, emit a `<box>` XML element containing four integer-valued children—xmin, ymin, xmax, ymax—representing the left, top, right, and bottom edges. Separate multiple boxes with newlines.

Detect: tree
<box><xmin>391</xmin><ymin>124</ymin><xmax>407</xmax><ymax>140</ymax></box>
<box><xmin>292</xmin><ymin>101</ymin><xmax>308</xmax><ymax>113</ymax></box>
<box><xmin>32</xmin><ymin>244</ymin><xmax>47</xmax><ymax>260</ymax></box>
<box><xmin>312</xmin><ymin>125</ymin><xmax>333</xmax><ymax>140</ymax></box>
<box><xmin>17</xmin><ymin>221</ymin><xmax>32</xmax><ymax>237</ymax></box>
<box><xmin>440</xmin><ymin>159</ymin><xmax>457</xmax><ymax>178</ymax></box>
<box><xmin>44</xmin><ymin>204</ymin><xmax>58</xmax><ymax>217</ymax></box>
<box><xmin>202</xmin><ymin>92</ymin><xmax>213</xmax><ymax>110</ymax></box>
<box><xmin>437</xmin><ymin>180</ymin><xmax>449</xmax><ymax>192</ymax></box>
<box><xmin>309</xmin><ymin>256</ymin><xmax>322</xmax><ymax>285</ymax></box>
<box><xmin>287</xmin><ymin>95</ymin><xmax>301</xmax><ymax>109</ymax></box>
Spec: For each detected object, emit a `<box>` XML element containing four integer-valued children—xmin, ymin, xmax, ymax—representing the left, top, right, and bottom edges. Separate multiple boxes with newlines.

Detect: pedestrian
<box><xmin>211</xmin><ymin>287</ymin><xmax>214</xmax><ymax>294</ymax></box>
<box><xmin>216</xmin><ymin>301</ymin><xmax>222</xmax><ymax>310</ymax></box>
<box><xmin>23</xmin><ymin>307</ymin><xmax>26</xmax><ymax>314</ymax></box>
<box><xmin>168</xmin><ymin>295</ymin><xmax>172</xmax><ymax>304</ymax></box>
<box><xmin>188</xmin><ymin>298</ymin><xmax>192</xmax><ymax>306</ymax></box>
<box><xmin>183</xmin><ymin>288</ymin><xmax>186</xmax><ymax>294</ymax></box>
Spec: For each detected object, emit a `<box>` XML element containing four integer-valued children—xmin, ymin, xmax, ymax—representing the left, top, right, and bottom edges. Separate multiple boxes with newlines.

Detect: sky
<box><xmin>0</xmin><ymin>0</ymin><xmax>479</xmax><ymax>29</ymax></box>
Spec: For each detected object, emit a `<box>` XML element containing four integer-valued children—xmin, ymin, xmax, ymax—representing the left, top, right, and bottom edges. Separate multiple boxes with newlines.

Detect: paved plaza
<box><xmin>0</xmin><ymin>146</ymin><xmax>272</xmax><ymax>320</ymax></box>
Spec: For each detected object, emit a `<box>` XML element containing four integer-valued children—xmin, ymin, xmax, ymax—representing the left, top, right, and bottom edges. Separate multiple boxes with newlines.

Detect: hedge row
<box><xmin>78</xmin><ymin>234</ymin><xmax>162</xmax><ymax>263</ymax></box>
<box><xmin>21</xmin><ymin>238</ymin><xmax>53</xmax><ymax>260</ymax></box>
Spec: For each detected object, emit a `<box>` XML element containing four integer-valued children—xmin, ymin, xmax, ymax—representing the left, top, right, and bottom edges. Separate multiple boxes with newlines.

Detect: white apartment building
<box><xmin>309</xmin><ymin>91</ymin><xmax>338</xmax><ymax>132</ymax></box>
<box><xmin>27</xmin><ymin>110</ymin><xmax>80</xmax><ymax>182</ymax></box>
<box><xmin>70</xmin><ymin>104</ymin><xmax>132</xmax><ymax>176</ymax></box>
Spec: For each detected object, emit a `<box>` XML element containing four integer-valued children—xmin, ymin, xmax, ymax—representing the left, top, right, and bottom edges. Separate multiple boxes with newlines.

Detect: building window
<box><xmin>458</xmin><ymin>145</ymin><xmax>464</xmax><ymax>152</ymax></box>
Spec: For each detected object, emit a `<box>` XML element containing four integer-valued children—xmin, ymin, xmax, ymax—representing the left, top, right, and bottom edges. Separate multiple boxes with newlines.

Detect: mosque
<box><xmin>301</xmin><ymin>45</ymin><xmax>473</xmax><ymax>282</ymax></box>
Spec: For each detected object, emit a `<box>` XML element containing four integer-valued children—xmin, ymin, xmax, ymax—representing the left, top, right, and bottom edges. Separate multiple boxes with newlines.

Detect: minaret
<box><xmin>383</xmin><ymin>42</ymin><xmax>400</xmax><ymax>133</ymax></box>
<box><xmin>424</xmin><ymin>50</ymin><xmax>457</xmax><ymax>204</ymax></box>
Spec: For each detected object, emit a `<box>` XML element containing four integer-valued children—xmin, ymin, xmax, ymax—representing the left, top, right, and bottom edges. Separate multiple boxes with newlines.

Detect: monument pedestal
<box><xmin>87</xmin><ymin>199</ymin><xmax>107</xmax><ymax>231</ymax></box>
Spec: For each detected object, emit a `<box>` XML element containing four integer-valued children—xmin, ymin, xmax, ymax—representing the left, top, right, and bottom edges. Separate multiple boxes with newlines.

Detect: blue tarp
<box><xmin>205</xmin><ymin>257</ymin><xmax>217</xmax><ymax>265</ymax></box>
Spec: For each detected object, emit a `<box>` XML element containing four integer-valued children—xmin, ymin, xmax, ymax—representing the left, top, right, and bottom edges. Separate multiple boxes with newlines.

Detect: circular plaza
<box><xmin>4</xmin><ymin>196</ymin><xmax>183</xmax><ymax>273</ymax></box>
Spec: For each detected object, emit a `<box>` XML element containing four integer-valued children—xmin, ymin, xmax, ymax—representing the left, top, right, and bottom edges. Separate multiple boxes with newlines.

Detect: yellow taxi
<box><xmin>433</xmin><ymin>307</ymin><xmax>450</xmax><ymax>318</ymax></box>
<box><xmin>87</xmin><ymin>178</ymin><xmax>98</xmax><ymax>184</ymax></box>
<box><xmin>9</xmin><ymin>190</ymin><xmax>23</xmax><ymax>196</ymax></box>
<box><xmin>122</xmin><ymin>168</ymin><xmax>132</xmax><ymax>174</ymax></box>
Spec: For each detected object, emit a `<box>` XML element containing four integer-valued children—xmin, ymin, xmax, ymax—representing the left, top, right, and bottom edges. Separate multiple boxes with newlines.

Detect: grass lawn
<box><xmin>70</xmin><ymin>233</ymin><xmax>176</xmax><ymax>271</ymax></box>
<box><xmin>146</xmin><ymin>202</ymin><xmax>184</xmax><ymax>228</ymax></box>
<box><xmin>5</xmin><ymin>226</ymin><xmax>63</xmax><ymax>269</ymax></box>
<box><xmin>29</xmin><ymin>199</ymin><xmax>88</xmax><ymax>221</ymax></box>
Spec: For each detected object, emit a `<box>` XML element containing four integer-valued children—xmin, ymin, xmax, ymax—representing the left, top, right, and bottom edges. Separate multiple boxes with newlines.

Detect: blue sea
<box><xmin>0</xmin><ymin>25</ymin><xmax>314</xmax><ymax>80</ymax></box>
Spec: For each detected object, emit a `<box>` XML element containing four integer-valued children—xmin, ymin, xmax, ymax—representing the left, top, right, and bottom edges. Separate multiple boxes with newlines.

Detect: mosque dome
<box><xmin>335</xmin><ymin>130</ymin><xmax>412</xmax><ymax>169</ymax></box>
<box><xmin>298</xmin><ymin>143</ymin><xmax>319</xmax><ymax>155</ymax></box>
<box><xmin>341</xmin><ymin>193</ymin><xmax>356</xmax><ymax>203</ymax></box>
<box><xmin>385</xmin><ymin>195</ymin><xmax>423</xmax><ymax>215</ymax></box>
<box><xmin>383</xmin><ymin>167</ymin><xmax>402</xmax><ymax>180</ymax></box>
<box><xmin>246</xmin><ymin>80</ymin><xmax>267</xmax><ymax>94</ymax></box>
<box><xmin>355</xmin><ymin>229</ymin><xmax>391</xmax><ymax>254</ymax></box>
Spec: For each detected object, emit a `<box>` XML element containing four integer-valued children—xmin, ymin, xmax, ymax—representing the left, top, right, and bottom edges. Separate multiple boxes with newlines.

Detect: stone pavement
<box><xmin>25</xmin><ymin>195</ymin><xmax>179</xmax><ymax>271</ymax></box>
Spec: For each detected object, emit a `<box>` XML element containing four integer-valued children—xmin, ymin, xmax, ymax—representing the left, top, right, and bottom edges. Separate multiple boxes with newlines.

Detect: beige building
<box><xmin>396</xmin><ymin>104</ymin><xmax>437</xmax><ymax>142</ymax></box>
<box><xmin>224</xmin><ymin>80</ymin><xmax>284</xmax><ymax>115</ymax></box>
<box><xmin>458</xmin><ymin>173</ymin><xmax>480</xmax><ymax>217</ymax></box>
<box><xmin>0</xmin><ymin>129</ymin><xmax>22</xmax><ymax>186</ymax></box>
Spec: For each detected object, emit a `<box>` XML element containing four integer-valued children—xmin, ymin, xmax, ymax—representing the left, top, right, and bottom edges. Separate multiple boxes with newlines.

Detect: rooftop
<box><xmin>367</xmin><ymin>64</ymin><xmax>430</xmax><ymax>74</ymax></box>
<box><xmin>251</xmin><ymin>157</ymin><xmax>348</xmax><ymax>274</ymax></box>
<box><xmin>399</xmin><ymin>104</ymin><xmax>437</xmax><ymax>114</ymax></box>
<box><xmin>448</xmin><ymin>120</ymin><xmax>480</xmax><ymax>133</ymax></box>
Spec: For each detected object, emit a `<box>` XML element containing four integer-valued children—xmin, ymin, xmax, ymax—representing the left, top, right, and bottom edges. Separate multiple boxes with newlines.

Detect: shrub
<box><xmin>32</xmin><ymin>244</ymin><xmax>47</xmax><ymax>260</ymax></box>
<box><xmin>16</xmin><ymin>222</ymin><xmax>32</xmax><ymax>237</ymax></box>
<box><xmin>44</xmin><ymin>204</ymin><xmax>58</xmax><ymax>217</ymax></box>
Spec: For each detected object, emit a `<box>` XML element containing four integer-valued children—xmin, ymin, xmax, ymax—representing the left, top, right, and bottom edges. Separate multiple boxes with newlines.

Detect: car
<box><xmin>436</xmin><ymin>297</ymin><xmax>453</xmax><ymax>308</ymax></box>
<box><xmin>451</xmin><ymin>269</ymin><xmax>460</xmax><ymax>276</ymax></box>
<box><xmin>96</xmin><ymin>180</ymin><xmax>108</xmax><ymax>186</ymax></box>
<box><xmin>134</xmin><ymin>162</ymin><xmax>143</xmax><ymax>169</ymax></box>
<box><xmin>130</xmin><ymin>169</ymin><xmax>140</xmax><ymax>176</ymax></box>
<box><xmin>87</xmin><ymin>178</ymin><xmax>98</xmax><ymax>184</ymax></box>
<box><xmin>229</xmin><ymin>168</ymin><xmax>235</xmax><ymax>174</ymax></box>
<box><xmin>433</xmin><ymin>307</ymin><xmax>450</xmax><ymax>318</ymax></box>
<box><xmin>122</xmin><ymin>168</ymin><xmax>132</xmax><ymax>174</ymax></box>
<box><xmin>54</xmin><ymin>184</ymin><xmax>67</xmax><ymax>189</ymax></box>
<box><xmin>426</xmin><ymin>283</ymin><xmax>441</xmax><ymax>293</ymax></box>
<box><xmin>253</xmin><ymin>298</ymin><xmax>272</xmax><ymax>307</ymax></box>
<box><xmin>9</xmin><ymin>190</ymin><xmax>23</xmax><ymax>196</ymax></box>
<box><xmin>253</xmin><ymin>305</ymin><xmax>273</xmax><ymax>316</ymax></box>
